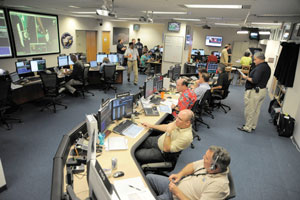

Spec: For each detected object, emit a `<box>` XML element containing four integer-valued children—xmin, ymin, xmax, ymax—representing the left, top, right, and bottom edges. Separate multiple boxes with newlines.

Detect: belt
<box><xmin>128</xmin><ymin>60</ymin><xmax>136</xmax><ymax>62</ymax></box>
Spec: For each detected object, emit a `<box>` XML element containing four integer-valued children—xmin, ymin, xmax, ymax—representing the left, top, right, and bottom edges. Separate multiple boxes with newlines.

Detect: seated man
<box><xmin>192</xmin><ymin>73</ymin><xmax>211</xmax><ymax>102</ymax></box>
<box><xmin>65</xmin><ymin>54</ymin><xmax>83</xmax><ymax>96</ymax></box>
<box><xmin>135</xmin><ymin>109</ymin><xmax>194</xmax><ymax>164</ymax></box>
<box><xmin>207</xmin><ymin>51</ymin><xmax>218</xmax><ymax>63</ymax></box>
<box><xmin>147</xmin><ymin>145</ymin><xmax>231</xmax><ymax>200</ymax></box>
<box><xmin>99</xmin><ymin>57</ymin><xmax>111</xmax><ymax>73</ymax></box>
<box><xmin>211</xmin><ymin>64</ymin><xmax>228</xmax><ymax>93</ymax></box>
<box><xmin>171</xmin><ymin>79</ymin><xmax>197</xmax><ymax>117</ymax></box>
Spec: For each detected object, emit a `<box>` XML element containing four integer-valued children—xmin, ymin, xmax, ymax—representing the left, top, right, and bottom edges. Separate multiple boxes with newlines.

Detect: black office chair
<box><xmin>76</xmin><ymin>66</ymin><xmax>94</xmax><ymax>98</ymax></box>
<box><xmin>192</xmin><ymin>98</ymin><xmax>210</xmax><ymax>130</ymax></box>
<box><xmin>33</xmin><ymin>57</ymin><xmax>43</xmax><ymax>60</ymax></box>
<box><xmin>226</xmin><ymin>170</ymin><xmax>236</xmax><ymax>199</ymax></box>
<box><xmin>40</xmin><ymin>72</ymin><xmax>67</xmax><ymax>113</ymax></box>
<box><xmin>102</xmin><ymin>65</ymin><xmax>117</xmax><ymax>93</ymax></box>
<box><xmin>0</xmin><ymin>77</ymin><xmax>22</xmax><ymax>130</ymax></box>
<box><xmin>211</xmin><ymin>78</ymin><xmax>233</xmax><ymax>113</ymax></box>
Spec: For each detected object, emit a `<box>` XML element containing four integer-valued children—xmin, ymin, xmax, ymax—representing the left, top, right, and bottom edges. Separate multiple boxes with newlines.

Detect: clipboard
<box><xmin>237</xmin><ymin>69</ymin><xmax>246</xmax><ymax>77</ymax></box>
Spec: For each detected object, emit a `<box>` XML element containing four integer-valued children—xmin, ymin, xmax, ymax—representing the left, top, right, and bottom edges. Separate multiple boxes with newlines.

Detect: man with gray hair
<box><xmin>146</xmin><ymin>145</ymin><xmax>231</xmax><ymax>200</ymax></box>
<box><xmin>238</xmin><ymin>51</ymin><xmax>271</xmax><ymax>133</ymax></box>
<box><xmin>211</xmin><ymin>63</ymin><xmax>228</xmax><ymax>92</ymax></box>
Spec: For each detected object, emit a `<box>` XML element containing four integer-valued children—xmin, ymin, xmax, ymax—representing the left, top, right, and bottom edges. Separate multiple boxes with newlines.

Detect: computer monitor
<box><xmin>213</xmin><ymin>52</ymin><xmax>220</xmax><ymax>57</ymax></box>
<box><xmin>191</xmin><ymin>49</ymin><xmax>198</xmax><ymax>55</ymax></box>
<box><xmin>10</xmin><ymin>72</ymin><xmax>20</xmax><ymax>82</ymax></box>
<box><xmin>144</xmin><ymin>78</ymin><xmax>154</xmax><ymax>99</ymax></box>
<box><xmin>168</xmin><ymin>67</ymin><xmax>174</xmax><ymax>80</ymax></box>
<box><xmin>30</xmin><ymin>59</ymin><xmax>46</xmax><ymax>72</ymax></box>
<box><xmin>199</xmin><ymin>49</ymin><xmax>205</xmax><ymax>56</ymax></box>
<box><xmin>86</xmin><ymin>114</ymin><xmax>99</xmax><ymax>138</ymax></box>
<box><xmin>90</xmin><ymin>61</ymin><xmax>97</xmax><ymax>68</ymax></box>
<box><xmin>153</xmin><ymin>75</ymin><xmax>163</xmax><ymax>93</ymax></box>
<box><xmin>172</xmin><ymin>65</ymin><xmax>181</xmax><ymax>81</ymax></box>
<box><xmin>111</xmin><ymin>95</ymin><xmax>134</xmax><ymax>120</ymax></box>
<box><xmin>15</xmin><ymin>61</ymin><xmax>32</xmax><ymax>76</ymax></box>
<box><xmin>98</xmin><ymin>101</ymin><xmax>112</xmax><ymax>132</ymax></box>
<box><xmin>160</xmin><ymin>48</ymin><xmax>163</xmax><ymax>53</ymax></box>
<box><xmin>97</xmin><ymin>54</ymin><xmax>107</xmax><ymax>63</ymax></box>
<box><xmin>58</xmin><ymin>56</ymin><xmax>68</xmax><ymax>67</ymax></box>
<box><xmin>207</xmin><ymin>63</ymin><xmax>218</xmax><ymax>73</ymax></box>
<box><xmin>108</xmin><ymin>54</ymin><xmax>118</xmax><ymax>63</ymax></box>
<box><xmin>86</xmin><ymin>129</ymin><xmax>97</xmax><ymax>165</ymax></box>
<box><xmin>68</xmin><ymin>55</ymin><xmax>78</xmax><ymax>65</ymax></box>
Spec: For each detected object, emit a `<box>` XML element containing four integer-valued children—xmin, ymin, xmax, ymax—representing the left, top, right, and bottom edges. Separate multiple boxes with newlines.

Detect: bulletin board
<box><xmin>163</xmin><ymin>35</ymin><xmax>184</xmax><ymax>63</ymax></box>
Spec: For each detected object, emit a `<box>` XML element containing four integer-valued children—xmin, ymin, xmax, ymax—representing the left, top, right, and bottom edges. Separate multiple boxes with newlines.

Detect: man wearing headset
<box><xmin>147</xmin><ymin>145</ymin><xmax>231</xmax><ymax>200</ymax></box>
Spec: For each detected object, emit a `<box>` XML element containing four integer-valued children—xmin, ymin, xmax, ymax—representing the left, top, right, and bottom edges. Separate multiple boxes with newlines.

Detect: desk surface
<box><xmin>89</xmin><ymin>65</ymin><xmax>126</xmax><ymax>72</ymax></box>
<box><xmin>72</xmin><ymin>94</ymin><xmax>179</xmax><ymax>199</ymax></box>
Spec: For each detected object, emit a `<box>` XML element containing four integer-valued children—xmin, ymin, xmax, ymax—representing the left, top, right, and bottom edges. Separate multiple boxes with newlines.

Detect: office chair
<box><xmin>40</xmin><ymin>72</ymin><xmax>67</xmax><ymax>113</ymax></box>
<box><xmin>192</xmin><ymin>98</ymin><xmax>210</xmax><ymax>130</ymax></box>
<box><xmin>190</xmin><ymin>128</ymin><xmax>201</xmax><ymax>149</ymax></box>
<box><xmin>102</xmin><ymin>65</ymin><xmax>117</xmax><ymax>93</ymax></box>
<box><xmin>17</xmin><ymin>58</ymin><xmax>27</xmax><ymax>62</ymax></box>
<box><xmin>226</xmin><ymin>170</ymin><xmax>236</xmax><ymax>199</ymax></box>
<box><xmin>211</xmin><ymin>78</ymin><xmax>233</xmax><ymax>113</ymax></box>
<box><xmin>32</xmin><ymin>57</ymin><xmax>43</xmax><ymax>60</ymax></box>
<box><xmin>76</xmin><ymin>66</ymin><xmax>94</xmax><ymax>98</ymax></box>
<box><xmin>0</xmin><ymin>77</ymin><xmax>22</xmax><ymax>130</ymax></box>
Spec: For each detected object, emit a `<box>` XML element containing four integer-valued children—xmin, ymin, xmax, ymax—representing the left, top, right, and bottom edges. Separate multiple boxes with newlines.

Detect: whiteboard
<box><xmin>163</xmin><ymin>35</ymin><xmax>184</xmax><ymax>63</ymax></box>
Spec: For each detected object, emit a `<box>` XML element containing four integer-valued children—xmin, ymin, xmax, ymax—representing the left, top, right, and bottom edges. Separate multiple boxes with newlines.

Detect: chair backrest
<box><xmin>0</xmin><ymin>78</ymin><xmax>11</xmax><ymax>104</ymax></box>
<box><xmin>222</xmin><ymin>78</ymin><xmax>233</xmax><ymax>99</ymax></box>
<box><xmin>103</xmin><ymin>65</ymin><xmax>116</xmax><ymax>81</ymax></box>
<box><xmin>241</xmin><ymin>65</ymin><xmax>250</xmax><ymax>75</ymax></box>
<box><xmin>40</xmin><ymin>72</ymin><xmax>58</xmax><ymax>95</ymax></box>
<box><xmin>199</xmin><ymin>89</ymin><xmax>212</xmax><ymax>107</ymax></box>
<box><xmin>82</xmin><ymin>66</ymin><xmax>90</xmax><ymax>85</ymax></box>
<box><xmin>226</xmin><ymin>170</ymin><xmax>236</xmax><ymax>199</ymax></box>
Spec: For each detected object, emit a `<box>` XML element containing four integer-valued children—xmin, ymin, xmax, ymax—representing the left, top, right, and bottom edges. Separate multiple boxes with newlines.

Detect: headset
<box><xmin>210</xmin><ymin>155</ymin><xmax>220</xmax><ymax>170</ymax></box>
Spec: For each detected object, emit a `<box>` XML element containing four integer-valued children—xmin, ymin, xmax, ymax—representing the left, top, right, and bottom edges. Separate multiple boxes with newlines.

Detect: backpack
<box><xmin>277</xmin><ymin>113</ymin><xmax>295</xmax><ymax>137</ymax></box>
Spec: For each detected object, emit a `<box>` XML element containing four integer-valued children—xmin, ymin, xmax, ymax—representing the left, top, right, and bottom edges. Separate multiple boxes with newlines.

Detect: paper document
<box><xmin>159</xmin><ymin>105</ymin><xmax>172</xmax><ymax>114</ymax></box>
<box><xmin>106</xmin><ymin>136</ymin><xmax>128</xmax><ymax>151</ymax></box>
<box><xmin>122</xmin><ymin>124</ymin><xmax>144</xmax><ymax>138</ymax></box>
<box><xmin>114</xmin><ymin>177</ymin><xmax>156</xmax><ymax>200</ymax></box>
<box><xmin>163</xmin><ymin>99</ymin><xmax>178</xmax><ymax>107</ymax></box>
<box><xmin>237</xmin><ymin>69</ymin><xmax>246</xmax><ymax>77</ymax></box>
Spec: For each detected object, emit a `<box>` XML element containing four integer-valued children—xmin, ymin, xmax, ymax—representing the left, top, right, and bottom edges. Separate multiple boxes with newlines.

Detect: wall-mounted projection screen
<box><xmin>0</xmin><ymin>9</ymin><xmax>13</xmax><ymax>58</ymax></box>
<box><xmin>9</xmin><ymin>10</ymin><xmax>60</xmax><ymax>57</ymax></box>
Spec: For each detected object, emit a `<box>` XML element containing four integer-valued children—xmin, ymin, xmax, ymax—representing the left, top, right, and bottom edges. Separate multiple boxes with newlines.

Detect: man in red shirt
<box><xmin>172</xmin><ymin>79</ymin><xmax>197</xmax><ymax>117</ymax></box>
<box><xmin>207</xmin><ymin>51</ymin><xmax>218</xmax><ymax>63</ymax></box>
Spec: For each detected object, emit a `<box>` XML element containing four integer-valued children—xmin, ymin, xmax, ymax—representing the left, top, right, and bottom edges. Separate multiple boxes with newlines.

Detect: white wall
<box><xmin>76</xmin><ymin>30</ymin><xmax>87</xmax><ymax>53</ymax></box>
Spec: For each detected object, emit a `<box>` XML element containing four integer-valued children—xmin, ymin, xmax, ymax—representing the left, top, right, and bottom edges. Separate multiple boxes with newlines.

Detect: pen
<box><xmin>128</xmin><ymin>184</ymin><xmax>142</xmax><ymax>191</ymax></box>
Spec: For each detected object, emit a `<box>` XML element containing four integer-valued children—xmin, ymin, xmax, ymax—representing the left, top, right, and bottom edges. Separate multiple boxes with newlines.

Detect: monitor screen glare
<box><xmin>108</xmin><ymin>54</ymin><xmax>118</xmax><ymax>63</ymax></box>
<box><xmin>90</xmin><ymin>61</ymin><xmax>97</xmax><ymax>68</ymax></box>
<box><xmin>97</xmin><ymin>54</ymin><xmax>107</xmax><ymax>63</ymax></box>
<box><xmin>58</xmin><ymin>56</ymin><xmax>68</xmax><ymax>67</ymax></box>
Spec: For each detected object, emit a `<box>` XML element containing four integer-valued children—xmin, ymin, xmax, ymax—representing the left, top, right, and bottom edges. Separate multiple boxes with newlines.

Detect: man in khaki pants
<box><xmin>238</xmin><ymin>52</ymin><xmax>271</xmax><ymax>133</ymax></box>
<box><xmin>124</xmin><ymin>42</ymin><xmax>140</xmax><ymax>85</ymax></box>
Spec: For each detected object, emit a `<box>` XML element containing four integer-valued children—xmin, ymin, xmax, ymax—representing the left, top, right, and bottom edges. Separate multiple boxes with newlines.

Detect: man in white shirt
<box><xmin>192</xmin><ymin>72</ymin><xmax>211</xmax><ymax>102</ymax></box>
<box><xmin>124</xmin><ymin>42</ymin><xmax>140</xmax><ymax>85</ymax></box>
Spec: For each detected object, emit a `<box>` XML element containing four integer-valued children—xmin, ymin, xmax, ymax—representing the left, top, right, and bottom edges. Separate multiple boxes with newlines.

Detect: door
<box><xmin>86</xmin><ymin>31</ymin><xmax>97</xmax><ymax>62</ymax></box>
<box><xmin>102</xmin><ymin>31</ymin><xmax>110</xmax><ymax>54</ymax></box>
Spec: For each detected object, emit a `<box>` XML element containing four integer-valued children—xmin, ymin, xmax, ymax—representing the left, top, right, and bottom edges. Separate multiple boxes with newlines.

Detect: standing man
<box><xmin>146</xmin><ymin>145</ymin><xmax>231</xmax><ymax>200</ymax></box>
<box><xmin>117</xmin><ymin>39</ymin><xmax>126</xmax><ymax>65</ymax></box>
<box><xmin>171</xmin><ymin>79</ymin><xmax>197</xmax><ymax>117</ymax></box>
<box><xmin>124</xmin><ymin>42</ymin><xmax>140</xmax><ymax>85</ymax></box>
<box><xmin>135</xmin><ymin>38</ymin><xmax>143</xmax><ymax>57</ymax></box>
<box><xmin>227</xmin><ymin>43</ymin><xmax>232</xmax><ymax>63</ymax></box>
<box><xmin>238</xmin><ymin>52</ymin><xmax>271</xmax><ymax>133</ymax></box>
<box><xmin>220</xmin><ymin>45</ymin><xmax>229</xmax><ymax>65</ymax></box>
<box><xmin>65</xmin><ymin>54</ymin><xmax>83</xmax><ymax>96</ymax></box>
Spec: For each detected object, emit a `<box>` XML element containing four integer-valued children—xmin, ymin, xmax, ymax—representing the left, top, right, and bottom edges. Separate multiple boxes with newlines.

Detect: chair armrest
<box><xmin>141</xmin><ymin>162</ymin><xmax>173</xmax><ymax>170</ymax></box>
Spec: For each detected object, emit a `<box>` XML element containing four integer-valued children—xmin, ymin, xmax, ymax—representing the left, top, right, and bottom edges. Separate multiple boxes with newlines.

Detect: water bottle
<box><xmin>98</xmin><ymin>133</ymin><xmax>105</xmax><ymax>145</ymax></box>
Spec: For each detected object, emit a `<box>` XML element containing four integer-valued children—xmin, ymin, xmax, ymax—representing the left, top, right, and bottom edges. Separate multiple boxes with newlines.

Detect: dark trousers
<box><xmin>135</xmin><ymin>136</ymin><xmax>164</xmax><ymax>164</ymax></box>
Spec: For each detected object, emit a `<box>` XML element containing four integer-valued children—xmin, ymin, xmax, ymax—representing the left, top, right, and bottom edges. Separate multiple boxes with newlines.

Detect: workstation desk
<box><xmin>52</xmin><ymin>94</ymin><xmax>179</xmax><ymax>199</ymax></box>
<box><xmin>88</xmin><ymin>66</ymin><xmax>126</xmax><ymax>85</ymax></box>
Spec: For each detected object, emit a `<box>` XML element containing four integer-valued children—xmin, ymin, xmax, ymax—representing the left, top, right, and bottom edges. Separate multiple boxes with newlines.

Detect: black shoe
<box><xmin>134</xmin><ymin>83</ymin><xmax>137</xmax><ymax>85</ymax></box>
<box><xmin>237</xmin><ymin>126</ymin><xmax>252</xmax><ymax>133</ymax></box>
<box><xmin>127</xmin><ymin>78</ymin><xmax>130</xmax><ymax>82</ymax></box>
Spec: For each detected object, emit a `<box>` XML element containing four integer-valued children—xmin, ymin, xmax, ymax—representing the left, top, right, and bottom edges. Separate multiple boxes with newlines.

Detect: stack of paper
<box><xmin>105</xmin><ymin>137</ymin><xmax>128</xmax><ymax>151</ymax></box>
<box><xmin>114</xmin><ymin>177</ymin><xmax>156</xmax><ymax>200</ymax></box>
<box><xmin>122</xmin><ymin>125</ymin><xmax>144</xmax><ymax>138</ymax></box>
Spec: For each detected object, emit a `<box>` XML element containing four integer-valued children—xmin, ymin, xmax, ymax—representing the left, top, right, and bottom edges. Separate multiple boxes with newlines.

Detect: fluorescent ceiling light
<box><xmin>173</xmin><ymin>18</ymin><xmax>201</xmax><ymax>21</ymax></box>
<box><xmin>69</xmin><ymin>5</ymin><xmax>80</xmax><ymax>8</ymax></box>
<box><xmin>184</xmin><ymin>4</ymin><xmax>242</xmax><ymax>9</ymax></box>
<box><xmin>72</xmin><ymin>11</ymin><xmax>96</xmax><ymax>14</ymax></box>
<box><xmin>215</xmin><ymin>23</ymin><xmax>240</xmax><ymax>26</ymax></box>
<box><xmin>110</xmin><ymin>19</ymin><xmax>127</xmax><ymax>22</ymax></box>
<box><xmin>143</xmin><ymin>11</ymin><xmax>187</xmax><ymax>15</ymax></box>
<box><xmin>251</xmin><ymin>22</ymin><xmax>282</xmax><ymax>25</ymax></box>
<box><xmin>257</xmin><ymin>14</ymin><xmax>300</xmax><ymax>17</ymax></box>
<box><xmin>259</xmin><ymin>31</ymin><xmax>271</xmax><ymax>35</ymax></box>
<box><xmin>118</xmin><ymin>18</ymin><xmax>139</xmax><ymax>20</ymax></box>
<box><xmin>237</xmin><ymin>30</ymin><xmax>249</xmax><ymax>34</ymax></box>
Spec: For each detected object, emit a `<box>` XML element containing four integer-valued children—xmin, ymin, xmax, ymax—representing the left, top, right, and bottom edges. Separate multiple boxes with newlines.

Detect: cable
<box><xmin>290</xmin><ymin>136</ymin><xmax>300</xmax><ymax>152</ymax></box>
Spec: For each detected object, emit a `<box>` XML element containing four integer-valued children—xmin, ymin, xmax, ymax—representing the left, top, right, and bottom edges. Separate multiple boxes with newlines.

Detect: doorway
<box><xmin>75</xmin><ymin>30</ymin><xmax>97</xmax><ymax>62</ymax></box>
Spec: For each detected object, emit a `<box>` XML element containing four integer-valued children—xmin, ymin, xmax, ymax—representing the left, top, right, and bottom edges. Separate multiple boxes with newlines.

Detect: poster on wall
<box><xmin>113</xmin><ymin>27</ymin><xmax>129</xmax><ymax>45</ymax></box>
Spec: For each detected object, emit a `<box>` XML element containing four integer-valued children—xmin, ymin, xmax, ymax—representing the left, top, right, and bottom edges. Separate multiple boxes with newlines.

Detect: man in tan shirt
<box><xmin>220</xmin><ymin>45</ymin><xmax>229</xmax><ymax>65</ymax></box>
<box><xmin>135</xmin><ymin>109</ymin><xmax>194</xmax><ymax>164</ymax></box>
<box><xmin>147</xmin><ymin>145</ymin><xmax>231</xmax><ymax>200</ymax></box>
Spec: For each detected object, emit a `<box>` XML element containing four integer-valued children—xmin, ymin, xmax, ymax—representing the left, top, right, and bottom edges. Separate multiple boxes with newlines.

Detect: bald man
<box><xmin>135</xmin><ymin>109</ymin><xmax>194</xmax><ymax>164</ymax></box>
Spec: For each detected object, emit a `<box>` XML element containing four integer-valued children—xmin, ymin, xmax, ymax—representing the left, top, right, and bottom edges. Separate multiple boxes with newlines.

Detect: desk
<box><xmin>11</xmin><ymin>80</ymin><xmax>44</xmax><ymax>105</ymax></box>
<box><xmin>147</xmin><ymin>61</ymin><xmax>161</xmax><ymax>74</ymax></box>
<box><xmin>88</xmin><ymin>66</ymin><xmax>126</xmax><ymax>85</ymax></box>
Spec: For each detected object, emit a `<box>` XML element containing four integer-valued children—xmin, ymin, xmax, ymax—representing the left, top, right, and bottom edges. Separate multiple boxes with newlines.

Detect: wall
<box><xmin>76</xmin><ymin>30</ymin><xmax>87</xmax><ymax>54</ymax></box>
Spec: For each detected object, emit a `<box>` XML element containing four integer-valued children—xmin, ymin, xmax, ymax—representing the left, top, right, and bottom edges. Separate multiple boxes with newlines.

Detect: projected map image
<box><xmin>9</xmin><ymin>11</ymin><xmax>60</xmax><ymax>56</ymax></box>
<box><xmin>0</xmin><ymin>9</ymin><xmax>12</xmax><ymax>57</ymax></box>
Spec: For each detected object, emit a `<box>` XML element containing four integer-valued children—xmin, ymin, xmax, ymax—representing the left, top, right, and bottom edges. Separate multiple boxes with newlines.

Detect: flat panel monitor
<box><xmin>144</xmin><ymin>78</ymin><xmax>154</xmax><ymax>99</ymax></box>
<box><xmin>98</xmin><ymin>101</ymin><xmax>112</xmax><ymax>132</ymax></box>
<box><xmin>207</xmin><ymin>63</ymin><xmax>218</xmax><ymax>73</ymax></box>
<box><xmin>213</xmin><ymin>52</ymin><xmax>221</xmax><ymax>57</ymax></box>
<box><xmin>8</xmin><ymin>10</ymin><xmax>60</xmax><ymax>57</ymax></box>
<box><xmin>0</xmin><ymin>9</ymin><xmax>13</xmax><ymax>58</ymax></box>
<box><xmin>153</xmin><ymin>76</ymin><xmax>163</xmax><ymax>93</ymax></box>
<box><xmin>15</xmin><ymin>60</ymin><xmax>32</xmax><ymax>75</ymax></box>
<box><xmin>86</xmin><ymin>129</ymin><xmax>97</xmax><ymax>165</ymax></box>
<box><xmin>97</xmin><ymin>54</ymin><xmax>107</xmax><ymax>63</ymax></box>
<box><xmin>112</xmin><ymin>95</ymin><xmax>133</xmax><ymax>120</ymax></box>
<box><xmin>68</xmin><ymin>55</ymin><xmax>78</xmax><ymax>65</ymax></box>
<box><xmin>205</xmin><ymin>36</ymin><xmax>222</xmax><ymax>47</ymax></box>
<box><xmin>199</xmin><ymin>49</ymin><xmax>205</xmax><ymax>56</ymax></box>
<box><xmin>90</xmin><ymin>61</ymin><xmax>97</xmax><ymax>68</ymax></box>
<box><xmin>249</xmin><ymin>29</ymin><xmax>260</xmax><ymax>40</ymax></box>
<box><xmin>30</xmin><ymin>59</ymin><xmax>46</xmax><ymax>72</ymax></box>
<box><xmin>160</xmin><ymin>47</ymin><xmax>163</xmax><ymax>53</ymax></box>
<box><xmin>108</xmin><ymin>54</ymin><xmax>118</xmax><ymax>63</ymax></box>
<box><xmin>58</xmin><ymin>56</ymin><xmax>68</xmax><ymax>67</ymax></box>
<box><xmin>172</xmin><ymin>65</ymin><xmax>181</xmax><ymax>81</ymax></box>
<box><xmin>191</xmin><ymin>49</ymin><xmax>198</xmax><ymax>55</ymax></box>
<box><xmin>168</xmin><ymin>22</ymin><xmax>180</xmax><ymax>32</ymax></box>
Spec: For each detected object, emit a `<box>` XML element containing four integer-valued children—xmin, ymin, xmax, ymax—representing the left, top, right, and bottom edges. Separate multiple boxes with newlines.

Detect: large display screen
<box><xmin>168</xmin><ymin>22</ymin><xmax>180</xmax><ymax>32</ymax></box>
<box><xmin>9</xmin><ymin>10</ymin><xmax>60</xmax><ymax>56</ymax></box>
<box><xmin>0</xmin><ymin>9</ymin><xmax>13</xmax><ymax>58</ymax></box>
<box><xmin>205</xmin><ymin>36</ymin><xmax>222</xmax><ymax>47</ymax></box>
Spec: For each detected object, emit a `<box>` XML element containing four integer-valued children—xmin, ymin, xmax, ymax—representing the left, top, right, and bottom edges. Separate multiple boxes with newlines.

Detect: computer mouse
<box><xmin>152</xmin><ymin>106</ymin><xmax>157</xmax><ymax>111</ymax></box>
<box><xmin>113</xmin><ymin>171</ymin><xmax>124</xmax><ymax>178</ymax></box>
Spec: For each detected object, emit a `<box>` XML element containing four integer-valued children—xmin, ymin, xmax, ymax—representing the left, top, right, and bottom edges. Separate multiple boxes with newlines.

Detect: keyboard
<box><xmin>27</xmin><ymin>77</ymin><xmax>41</xmax><ymax>81</ymax></box>
<box><xmin>150</xmin><ymin>97</ymin><xmax>161</xmax><ymax>105</ymax></box>
<box><xmin>113</xmin><ymin>120</ymin><xmax>134</xmax><ymax>134</ymax></box>
<box><xmin>144</xmin><ymin>107</ymin><xmax>159</xmax><ymax>116</ymax></box>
